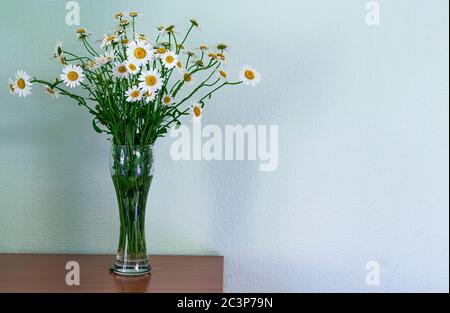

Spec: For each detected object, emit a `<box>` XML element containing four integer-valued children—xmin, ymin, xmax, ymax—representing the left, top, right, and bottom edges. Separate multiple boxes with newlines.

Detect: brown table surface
<box><xmin>0</xmin><ymin>254</ymin><xmax>223</xmax><ymax>293</ymax></box>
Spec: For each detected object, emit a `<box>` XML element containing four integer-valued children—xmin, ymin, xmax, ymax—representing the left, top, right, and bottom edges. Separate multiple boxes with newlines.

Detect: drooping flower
<box><xmin>138</xmin><ymin>69</ymin><xmax>163</xmax><ymax>93</ymax></box>
<box><xmin>76</xmin><ymin>28</ymin><xmax>91</xmax><ymax>39</ymax></box>
<box><xmin>134</xmin><ymin>33</ymin><xmax>148</xmax><ymax>42</ymax></box>
<box><xmin>175</xmin><ymin>60</ymin><xmax>184</xmax><ymax>73</ymax></box>
<box><xmin>161</xmin><ymin>50</ymin><xmax>178</xmax><ymax>69</ymax></box>
<box><xmin>188</xmin><ymin>17</ymin><xmax>200</xmax><ymax>28</ymax></box>
<box><xmin>157</xmin><ymin>25</ymin><xmax>176</xmax><ymax>37</ymax></box>
<box><xmin>239</xmin><ymin>65</ymin><xmax>261</xmax><ymax>87</ymax></box>
<box><xmin>52</xmin><ymin>40</ymin><xmax>64</xmax><ymax>59</ymax></box>
<box><xmin>190</xmin><ymin>101</ymin><xmax>202</xmax><ymax>122</ymax></box>
<box><xmin>85</xmin><ymin>60</ymin><xmax>97</xmax><ymax>70</ymax></box>
<box><xmin>144</xmin><ymin>91</ymin><xmax>156</xmax><ymax>103</ymax></box>
<box><xmin>127</xmin><ymin>39</ymin><xmax>153</xmax><ymax>66</ymax></box>
<box><xmin>44</xmin><ymin>85</ymin><xmax>60</xmax><ymax>99</ymax></box>
<box><xmin>94</xmin><ymin>51</ymin><xmax>115</xmax><ymax>68</ymax></box>
<box><xmin>13</xmin><ymin>70</ymin><xmax>32</xmax><ymax>97</ymax></box>
<box><xmin>100</xmin><ymin>34</ymin><xmax>117</xmax><ymax>49</ymax></box>
<box><xmin>183</xmin><ymin>51</ymin><xmax>198</xmax><ymax>60</ymax></box>
<box><xmin>198</xmin><ymin>44</ymin><xmax>208</xmax><ymax>51</ymax></box>
<box><xmin>215</xmin><ymin>43</ymin><xmax>229</xmax><ymax>52</ymax></box>
<box><xmin>119</xmin><ymin>19</ymin><xmax>130</xmax><ymax>27</ymax></box>
<box><xmin>60</xmin><ymin>64</ymin><xmax>85</xmax><ymax>88</ymax></box>
<box><xmin>112</xmin><ymin>62</ymin><xmax>128</xmax><ymax>78</ymax></box>
<box><xmin>114</xmin><ymin>12</ymin><xmax>124</xmax><ymax>19</ymax></box>
<box><xmin>183</xmin><ymin>72</ymin><xmax>194</xmax><ymax>86</ymax></box>
<box><xmin>125</xmin><ymin>86</ymin><xmax>142</xmax><ymax>102</ymax></box>
<box><xmin>217</xmin><ymin>70</ymin><xmax>228</xmax><ymax>81</ymax></box>
<box><xmin>8</xmin><ymin>78</ymin><xmax>15</xmax><ymax>95</ymax></box>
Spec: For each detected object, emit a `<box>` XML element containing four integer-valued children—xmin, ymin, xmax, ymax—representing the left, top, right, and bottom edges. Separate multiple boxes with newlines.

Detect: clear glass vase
<box><xmin>110</xmin><ymin>145</ymin><xmax>154</xmax><ymax>276</ymax></box>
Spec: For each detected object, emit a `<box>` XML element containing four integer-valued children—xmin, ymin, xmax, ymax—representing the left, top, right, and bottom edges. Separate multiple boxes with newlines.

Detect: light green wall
<box><xmin>0</xmin><ymin>0</ymin><xmax>448</xmax><ymax>292</ymax></box>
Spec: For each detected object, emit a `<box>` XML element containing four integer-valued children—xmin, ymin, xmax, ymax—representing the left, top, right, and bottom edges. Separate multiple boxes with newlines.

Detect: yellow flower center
<box><xmin>67</xmin><ymin>71</ymin><xmax>79</xmax><ymax>82</ymax></box>
<box><xmin>183</xmin><ymin>73</ymin><xmax>192</xmax><ymax>82</ymax></box>
<box><xmin>208</xmin><ymin>53</ymin><xmax>217</xmax><ymax>59</ymax></box>
<box><xmin>219</xmin><ymin>71</ymin><xmax>227</xmax><ymax>78</ymax></box>
<box><xmin>165</xmin><ymin>55</ymin><xmax>175</xmax><ymax>64</ymax></box>
<box><xmin>217</xmin><ymin>53</ymin><xmax>225</xmax><ymax>60</ymax></box>
<box><xmin>163</xmin><ymin>96</ymin><xmax>172</xmax><ymax>104</ymax></box>
<box><xmin>145</xmin><ymin>91</ymin><xmax>152</xmax><ymax>97</ymax></box>
<box><xmin>16</xmin><ymin>78</ymin><xmax>26</xmax><ymax>89</ymax></box>
<box><xmin>118</xmin><ymin>65</ymin><xmax>127</xmax><ymax>74</ymax></box>
<box><xmin>9</xmin><ymin>83</ymin><xmax>14</xmax><ymax>92</ymax></box>
<box><xmin>145</xmin><ymin>75</ymin><xmax>157</xmax><ymax>86</ymax></box>
<box><xmin>157</xmin><ymin>47</ymin><xmax>166</xmax><ymax>54</ymax></box>
<box><xmin>46</xmin><ymin>88</ymin><xmax>55</xmax><ymax>95</ymax></box>
<box><xmin>193</xmin><ymin>106</ymin><xmax>201</xmax><ymax>117</ymax></box>
<box><xmin>128</xmin><ymin>63</ymin><xmax>137</xmax><ymax>71</ymax></box>
<box><xmin>106</xmin><ymin>35</ymin><xmax>115</xmax><ymax>42</ymax></box>
<box><xmin>131</xmin><ymin>90</ymin><xmax>140</xmax><ymax>98</ymax></box>
<box><xmin>121</xmin><ymin>39</ymin><xmax>129</xmax><ymax>44</ymax></box>
<box><xmin>130</xmin><ymin>12</ymin><xmax>138</xmax><ymax>17</ymax></box>
<box><xmin>134</xmin><ymin>47</ymin><xmax>147</xmax><ymax>59</ymax></box>
<box><xmin>176</xmin><ymin>61</ymin><xmax>183</xmax><ymax>68</ymax></box>
<box><xmin>199</xmin><ymin>45</ymin><xmax>208</xmax><ymax>50</ymax></box>
<box><xmin>76</xmin><ymin>28</ymin><xmax>86</xmax><ymax>34</ymax></box>
<box><xmin>244</xmin><ymin>70</ymin><xmax>255</xmax><ymax>80</ymax></box>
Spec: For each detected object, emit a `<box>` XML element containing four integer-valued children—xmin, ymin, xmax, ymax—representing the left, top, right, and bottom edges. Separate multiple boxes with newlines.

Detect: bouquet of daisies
<box><xmin>8</xmin><ymin>12</ymin><xmax>261</xmax><ymax>146</ymax></box>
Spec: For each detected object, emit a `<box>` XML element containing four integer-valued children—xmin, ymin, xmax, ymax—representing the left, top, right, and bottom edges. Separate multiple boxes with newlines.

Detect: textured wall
<box><xmin>0</xmin><ymin>0</ymin><xmax>448</xmax><ymax>292</ymax></box>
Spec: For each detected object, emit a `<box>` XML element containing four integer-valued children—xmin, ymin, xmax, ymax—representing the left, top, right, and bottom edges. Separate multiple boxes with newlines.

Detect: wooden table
<box><xmin>0</xmin><ymin>254</ymin><xmax>224</xmax><ymax>293</ymax></box>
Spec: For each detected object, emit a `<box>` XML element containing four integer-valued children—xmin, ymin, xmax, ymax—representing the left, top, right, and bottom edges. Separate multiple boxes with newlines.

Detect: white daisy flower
<box><xmin>190</xmin><ymin>101</ymin><xmax>202</xmax><ymax>122</ymax></box>
<box><xmin>216</xmin><ymin>53</ymin><xmax>226</xmax><ymax>65</ymax></box>
<box><xmin>85</xmin><ymin>60</ymin><xmax>97</xmax><ymax>70</ymax></box>
<box><xmin>175</xmin><ymin>60</ymin><xmax>184</xmax><ymax>73</ymax></box>
<box><xmin>104</xmin><ymin>50</ymin><xmax>115</xmax><ymax>62</ymax></box>
<box><xmin>76</xmin><ymin>28</ymin><xmax>91</xmax><ymax>39</ymax></box>
<box><xmin>60</xmin><ymin>64</ymin><xmax>85</xmax><ymax>88</ymax></box>
<box><xmin>162</xmin><ymin>94</ymin><xmax>173</xmax><ymax>106</ymax></box>
<box><xmin>161</xmin><ymin>50</ymin><xmax>178</xmax><ymax>69</ymax></box>
<box><xmin>52</xmin><ymin>40</ymin><xmax>64</xmax><ymax>59</ymax></box>
<box><xmin>216</xmin><ymin>70</ymin><xmax>228</xmax><ymax>81</ymax></box>
<box><xmin>8</xmin><ymin>78</ymin><xmax>15</xmax><ymax>95</ymax></box>
<box><xmin>239</xmin><ymin>65</ymin><xmax>261</xmax><ymax>87</ymax></box>
<box><xmin>127</xmin><ymin>39</ymin><xmax>153</xmax><ymax>66</ymax></box>
<box><xmin>100</xmin><ymin>34</ymin><xmax>118</xmax><ymax>49</ymax></box>
<box><xmin>183</xmin><ymin>72</ymin><xmax>195</xmax><ymax>86</ymax></box>
<box><xmin>13</xmin><ymin>70</ymin><xmax>32</xmax><ymax>97</ymax></box>
<box><xmin>133</xmin><ymin>32</ymin><xmax>148</xmax><ymax>42</ymax></box>
<box><xmin>44</xmin><ymin>85</ymin><xmax>59</xmax><ymax>99</ymax></box>
<box><xmin>187</xmin><ymin>17</ymin><xmax>200</xmax><ymax>29</ymax></box>
<box><xmin>138</xmin><ymin>69</ymin><xmax>163</xmax><ymax>93</ymax></box>
<box><xmin>112</xmin><ymin>62</ymin><xmax>128</xmax><ymax>78</ymax></box>
<box><xmin>183</xmin><ymin>50</ymin><xmax>198</xmax><ymax>60</ymax></box>
<box><xmin>157</xmin><ymin>25</ymin><xmax>176</xmax><ymax>37</ymax></box>
<box><xmin>125</xmin><ymin>86</ymin><xmax>142</xmax><ymax>102</ymax></box>
<box><xmin>144</xmin><ymin>91</ymin><xmax>157</xmax><ymax>103</ymax></box>
<box><xmin>197</xmin><ymin>44</ymin><xmax>208</xmax><ymax>51</ymax></box>
<box><xmin>93</xmin><ymin>51</ymin><xmax>115</xmax><ymax>69</ymax></box>
<box><xmin>215</xmin><ymin>43</ymin><xmax>230</xmax><ymax>52</ymax></box>
<box><xmin>124</xmin><ymin>61</ymin><xmax>140</xmax><ymax>75</ymax></box>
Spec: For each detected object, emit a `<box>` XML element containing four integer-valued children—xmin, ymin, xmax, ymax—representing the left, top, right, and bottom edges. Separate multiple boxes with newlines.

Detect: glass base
<box><xmin>113</xmin><ymin>258</ymin><xmax>151</xmax><ymax>276</ymax></box>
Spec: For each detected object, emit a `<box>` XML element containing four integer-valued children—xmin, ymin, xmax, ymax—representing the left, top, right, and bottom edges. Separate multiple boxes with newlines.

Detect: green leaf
<box><xmin>92</xmin><ymin>119</ymin><xmax>103</xmax><ymax>134</ymax></box>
